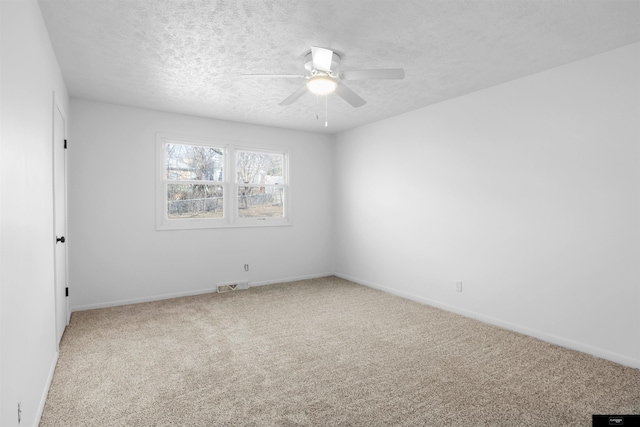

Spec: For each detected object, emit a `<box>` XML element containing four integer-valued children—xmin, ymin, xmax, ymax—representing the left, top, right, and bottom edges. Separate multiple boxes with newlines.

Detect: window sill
<box><xmin>156</xmin><ymin>217</ymin><xmax>292</xmax><ymax>231</ymax></box>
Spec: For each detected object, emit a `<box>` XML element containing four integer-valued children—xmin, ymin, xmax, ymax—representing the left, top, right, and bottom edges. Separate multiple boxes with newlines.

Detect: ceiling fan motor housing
<box><xmin>304</xmin><ymin>50</ymin><xmax>341</xmax><ymax>73</ymax></box>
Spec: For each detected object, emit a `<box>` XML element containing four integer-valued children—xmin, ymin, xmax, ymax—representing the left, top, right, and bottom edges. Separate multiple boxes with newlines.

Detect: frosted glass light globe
<box><xmin>306</xmin><ymin>75</ymin><xmax>337</xmax><ymax>95</ymax></box>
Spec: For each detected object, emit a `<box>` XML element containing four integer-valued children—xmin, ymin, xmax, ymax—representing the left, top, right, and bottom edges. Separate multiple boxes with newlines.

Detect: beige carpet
<box><xmin>41</xmin><ymin>276</ymin><xmax>639</xmax><ymax>426</ymax></box>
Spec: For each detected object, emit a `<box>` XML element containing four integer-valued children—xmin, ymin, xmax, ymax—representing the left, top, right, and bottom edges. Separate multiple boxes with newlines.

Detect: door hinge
<box><xmin>65</xmin><ymin>287</ymin><xmax>69</xmax><ymax>297</ymax></box>
<box><xmin>64</xmin><ymin>139</ymin><xmax>68</xmax><ymax>149</ymax></box>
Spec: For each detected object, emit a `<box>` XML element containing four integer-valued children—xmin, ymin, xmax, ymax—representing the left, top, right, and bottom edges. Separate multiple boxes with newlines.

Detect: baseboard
<box><xmin>35</xmin><ymin>350</ymin><xmax>59</xmax><ymax>427</ymax></box>
<box><xmin>71</xmin><ymin>272</ymin><xmax>334</xmax><ymax>312</ymax></box>
<box><xmin>334</xmin><ymin>272</ymin><xmax>640</xmax><ymax>370</ymax></box>
<box><xmin>248</xmin><ymin>272</ymin><xmax>334</xmax><ymax>287</ymax></box>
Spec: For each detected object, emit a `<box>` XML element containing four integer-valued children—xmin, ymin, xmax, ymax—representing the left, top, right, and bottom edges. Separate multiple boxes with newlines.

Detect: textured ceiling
<box><xmin>38</xmin><ymin>0</ymin><xmax>640</xmax><ymax>134</ymax></box>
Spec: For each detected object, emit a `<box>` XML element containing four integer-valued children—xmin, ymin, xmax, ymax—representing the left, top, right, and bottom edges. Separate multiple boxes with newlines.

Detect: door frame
<box><xmin>52</xmin><ymin>92</ymin><xmax>69</xmax><ymax>347</ymax></box>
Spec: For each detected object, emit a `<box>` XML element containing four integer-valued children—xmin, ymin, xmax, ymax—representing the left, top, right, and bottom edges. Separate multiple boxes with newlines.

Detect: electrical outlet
<box><xmin>244</xmin><ymin>264</ymin><xmax>249</xmax><ymax>272</ymax></box>
<box><xmin>18</xmin><ymin>402</ymin><xmax>22</xmax><ymax>424</ymax></box>
<box><xmin>456</xmin><ymin>281</ymin><xmax>463</xmax><ymax>292</ymax></box>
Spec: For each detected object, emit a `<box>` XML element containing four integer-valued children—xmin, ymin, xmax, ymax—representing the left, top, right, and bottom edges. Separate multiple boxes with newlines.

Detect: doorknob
<box><xmin>56</xmin><ymin>236</ymin><xmax>66</xmax><ymax>244</ymax></box>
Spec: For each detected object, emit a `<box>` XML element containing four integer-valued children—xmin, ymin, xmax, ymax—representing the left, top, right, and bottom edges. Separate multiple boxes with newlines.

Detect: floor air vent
<box><xmin>217</xmin><ymin>281</ymin><xmax>250</xmax><ymax>293</ymax></box>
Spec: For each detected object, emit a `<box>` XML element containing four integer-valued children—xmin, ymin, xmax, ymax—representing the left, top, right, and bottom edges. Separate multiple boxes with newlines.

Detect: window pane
<box><xmin>166</xmin><ymin>143</ymin><xmax>223</xmax><ymax>181</ymax></box>
<box><xmin>238</xmin><ymin>186</ymin><xmax>283</xmax><ymax>218</ymax></box>
<box><xmin>167</xmin><ymin>184</ymin><xmax>223</xmax><ymax>219</ymax></box>
<box><xmin>236</xmin><ymin>151</ymin><xmax>284</xmax><ymax>185</ymax></box>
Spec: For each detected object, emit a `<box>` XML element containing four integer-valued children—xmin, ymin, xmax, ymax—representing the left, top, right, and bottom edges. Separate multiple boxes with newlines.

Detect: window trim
<box><xmin>156</xmin><ymin>133</ymin><xmax>291</xmax><ymax>230</ymax></box>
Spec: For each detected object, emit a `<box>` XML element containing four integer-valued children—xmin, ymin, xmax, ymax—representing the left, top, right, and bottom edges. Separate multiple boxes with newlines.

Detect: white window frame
<box><xmin>156</xmin><ymin>133</ymin><xmax>291</xmax><ymax>230</ymax></box>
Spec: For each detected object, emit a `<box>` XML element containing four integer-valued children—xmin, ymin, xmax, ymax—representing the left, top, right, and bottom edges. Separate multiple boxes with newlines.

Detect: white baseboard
<box><xmin>248</xmin><ymin>272</ymin><xmax>334</xmax><ymax>287</ymax></box>
<box><xmin>35</xmin><ymin>350</ymin><xmax>59</xmax><ymax>427</ymax></box>
<box><xmin>334</xmin><ymin>272</ymin><xmax>640</xmax><ymax>370</ymax></box>
<box><xmin>72</xmin><ymin>287</ymin><xmax>220</xmax><ymax>312</ymax></box>
<box><xmin>71</xmin><ymin>272</ymin><xmax>334</xmax><ymax>312</ymax></box>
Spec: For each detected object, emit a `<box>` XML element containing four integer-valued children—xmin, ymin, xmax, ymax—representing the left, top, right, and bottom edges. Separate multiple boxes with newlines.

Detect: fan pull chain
<box><xmin>325</xmin><ymin>95</ymin><xmax>328</xmax><ymax>127</ymax></box>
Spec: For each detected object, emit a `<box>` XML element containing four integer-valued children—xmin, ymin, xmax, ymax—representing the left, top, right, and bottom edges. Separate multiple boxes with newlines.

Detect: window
<box><xmin>236</xmin><ymin>149</ymin><xmax>285</xmax><ymax>219</ymax></box>
<box><xmin>156</xmin><ymin>133</ymin><xmax>290</xmax><ymax>230</ymax></box>
<box><xmin>165</xmin><ymin>143</ymin><xmax>224</xmax><ymax>220</ymax></box>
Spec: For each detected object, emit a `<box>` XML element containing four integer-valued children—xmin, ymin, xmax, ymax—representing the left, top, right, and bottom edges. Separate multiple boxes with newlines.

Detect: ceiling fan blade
<box><xmin>340</xmin><ymin>68</ymin><xmax>405</xmax><ymax>80</ymax></box>
<box><xmin>311</xmin><ymin>46</ymin><xmax>334</xmax><ymax>72</ymax></box>
<box><xmin>335</xmin><ymin>83</ymin><xmax>366</xmax><ymax>108</ymax></box>
<box><xmin>279</xmin><ymin>85</ymin><xmax>308</xmax><ymax>106</ymax></box>
<box><xmin>241</xmin><ymin>73</ymin><xmax>305</xmax><ymax>78</ymax></box>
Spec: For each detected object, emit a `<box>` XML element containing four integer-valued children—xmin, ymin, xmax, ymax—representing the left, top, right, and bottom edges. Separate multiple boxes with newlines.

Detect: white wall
<box><xmin>334</xmin><ymin>43</ymin><xmax>640</xmax><ymax>368</ymax></box>
<box><xmin>68</xmin><ymin>100</ymin><xmax>334</xmax><ymax>310</ymax></box>
<box><xmin>0</xmin><ymin>1</ymin><xmax>70</xmax><ymax>426</ymax></box>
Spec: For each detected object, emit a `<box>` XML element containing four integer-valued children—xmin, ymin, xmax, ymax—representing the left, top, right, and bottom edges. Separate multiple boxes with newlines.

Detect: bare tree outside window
<box><xmin>236</xmin><ymin>150</ymin><xmax>285</xmax><ymax>218</ymax></box>
<box><xmin>165</xmin><ymin>143</ymin><xmax>224</xmax><ymax>219</ymax></box>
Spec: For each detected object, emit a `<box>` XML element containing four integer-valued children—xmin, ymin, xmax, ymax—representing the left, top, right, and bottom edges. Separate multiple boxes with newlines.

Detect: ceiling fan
<box><xmin>243</xmin><ymin>46</ymin><xmax>405</xmax><ymax>108</ymax></box>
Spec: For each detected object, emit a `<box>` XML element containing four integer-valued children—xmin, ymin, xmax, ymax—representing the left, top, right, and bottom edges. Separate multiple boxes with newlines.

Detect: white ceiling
<box><xmin>38</xmin><ymin>0</ymin><xmax>640</xmax><ymax>134</ymax></box>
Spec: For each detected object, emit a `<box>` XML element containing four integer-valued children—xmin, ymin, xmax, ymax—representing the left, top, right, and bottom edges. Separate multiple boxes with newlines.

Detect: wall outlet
<box><xmin>18</xmin><ymin>402</ymin><xmax>22</xmax><ymax>424</ymax></box>
<box><xmin>455</xmin><ymin>281</ymin><xmax>463</xmax><ymax>292</ymax></box>
<box><xmin>244</xmin><ymin>264</ymin><xmax>249</xmax><ymax>272</ymax></box>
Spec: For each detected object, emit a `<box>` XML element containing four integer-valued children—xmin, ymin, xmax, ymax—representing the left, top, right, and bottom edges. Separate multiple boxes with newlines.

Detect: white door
<box><xmin>53</xmin><ymin>103</ymin><xmax>68</xmax><ymax>345</ymax></box>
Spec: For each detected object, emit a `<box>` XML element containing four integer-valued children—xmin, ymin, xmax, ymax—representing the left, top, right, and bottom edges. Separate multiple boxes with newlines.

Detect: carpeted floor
<box><xmin>40</xmin><ymin>276</ymin><xmax>639</xmax><ymax>426</ymax></box>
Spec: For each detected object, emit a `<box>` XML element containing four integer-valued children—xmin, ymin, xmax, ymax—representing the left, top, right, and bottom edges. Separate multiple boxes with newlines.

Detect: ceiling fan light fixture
<box><xmin>306</xmin><ymin>75</ymin><xmax>337</xmax><ymax>95</ymax></box>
